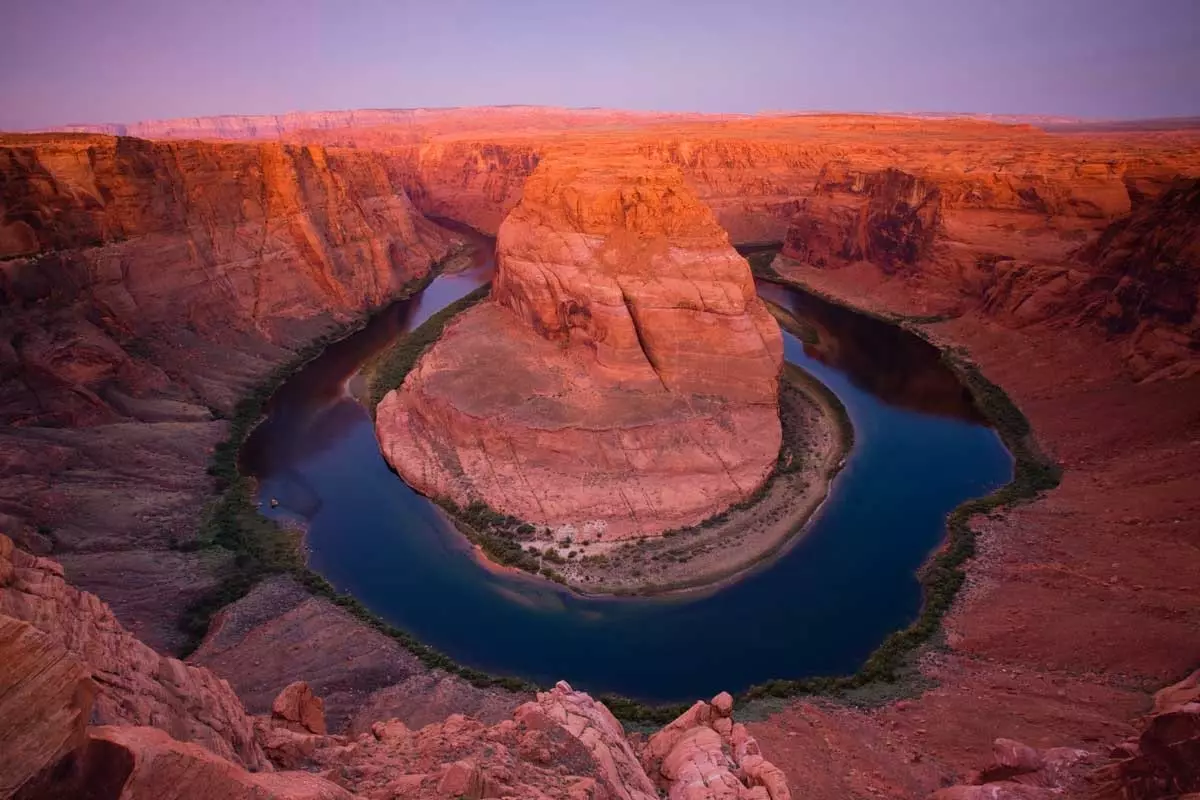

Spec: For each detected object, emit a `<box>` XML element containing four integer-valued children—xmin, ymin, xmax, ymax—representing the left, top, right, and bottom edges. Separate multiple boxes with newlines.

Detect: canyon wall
<box><xmin>48</xmin><ymin>105</ymin><xmax>723</xmax><ymax>142</ymax></box>
<box><xmin>377</xmin><ymin>155</ymin><xmax>783</xmax><ymax>539</ymax></box>
<box><xmin>0</xmin><ymin>133</ymin><xmax>456</xmax><ymax>653</ymax></box>
<box><xmin>371</xmin><ymin>116</ymin><xmax>1198</xmax><ymax>378</ymax></box>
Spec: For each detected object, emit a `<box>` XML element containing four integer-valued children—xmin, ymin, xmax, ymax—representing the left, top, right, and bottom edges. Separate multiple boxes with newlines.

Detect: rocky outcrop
<box><xmin>515</xmin><ymin>681</ymin><xmax>659</xmax><ymax>800</ymax></box>
<box><xmin>377</xmin><ymin>156</ymin><xmax>783</xmax><ymax>538</ymax></box>
<box><xmin>0</xmin><ymin>533</ymin><xmax>267</xmax><ymax>770</ymax></box>
<box><xmin>962</xmin><ymin>177</ymin><xmax>1200</xmax><ymax>380</ymax></box>
<box><xmin>272</xmin><ymin>681</ymin><xmax>327</xmax><ymax>735</ymax></box>
<box><xmin>67</xmin><ymin>726</ymin><xmax>353</xmax><ymax>800</ymax></box>
<box><xmin>643</xmin><ymin>692</ymin><xmax>791</xmax><ymax>800</ymax></box>
<box><xmin>0</xmin><ymin>134</ymin><xmax>452</xmax><ymax>346</ymax></box>
<box><xmin>1093</xmin><ymin>669</ymin><xmax>1200</xmax><ymax>799</ymax></box>
<box><xmin>781</xmin><ymin>166</ymin><xmax>941</xmax><ymax>272</ymax></box>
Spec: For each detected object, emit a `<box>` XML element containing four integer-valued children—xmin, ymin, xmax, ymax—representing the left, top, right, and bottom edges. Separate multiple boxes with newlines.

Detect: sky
<box><xmin>2</xmin><ymin>0</ymin><xmax>1198</xmax><ymax>130</ymax></box>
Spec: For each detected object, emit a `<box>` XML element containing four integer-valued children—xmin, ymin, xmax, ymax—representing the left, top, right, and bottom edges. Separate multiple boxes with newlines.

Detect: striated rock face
<box><xmin>781</xmin><ymin>166</ymin><xmax>942</xmax><ymax>272</ymax></box>
<box><xmin>0</xmin><ymin>533</ymin><xmax>267</xmax><ymax>770</ymax></box>
<box><xmin>968</xmin><ymin>177</ymin><xmax>1200</xmax><ymax>381</ymax></box>
<box><xmin>0</xmin><ymin>615</ymin><xmax>95</xmax><ymax>798</ymax></box>
<box><xmin>492</xmin><ymin>157</ymin><xmax>783</xmax><ymax>403</ymax></box>
<box><xmin>392</xmin><ymin>139</ymin><xmax>540</xmax><ymax>233</ymax></box>
<box><xmin>515</xmin><ymin>680</ymin><xmax>659</xmax><ymax>800</ymax></box>
<box><xmin>0</xmin><ymin>134</ymin><xmax>452</xmax><ymax>346</ymax></box>
<box><xmin>378</xmin><ymin>156</ymin><xmax>783</xmax><ymax>538</ymax></box>
<box><xmin>74</xmin><ymin>725</ymin><xmax>353</xmax><ymax>800</ymax></box>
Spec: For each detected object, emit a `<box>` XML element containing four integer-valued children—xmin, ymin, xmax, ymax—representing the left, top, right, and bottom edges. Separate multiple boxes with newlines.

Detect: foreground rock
<box><xmin>251</xmin><ymin>680</ymin><xmax>792</xmax><ymax>800</ymax></box>
<box><xmin>644</xmin><ymin>692</ymin><xmax>791</xmax><ymax>800</ymax></box>
<box><xmin>378</xmin><ymin>155</ymin><xmax>783</xmax><ymax>539</ymax></box>
<box><xmin>0</xmin><ymin>615</ymin><xmax>94</xmax><ymax>798</ymax></box>
<box><xmin>0</xmin><ymin>533</ymin><xmax>267</xmax><ymax>769</ymax></box>
<box><xmin>1093</xmin><ymin>669</ymin><xmax>1200</xmax><ymax>799</ymax></box>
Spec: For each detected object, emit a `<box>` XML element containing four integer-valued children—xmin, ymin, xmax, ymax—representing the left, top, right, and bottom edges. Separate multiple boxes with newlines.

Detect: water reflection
<box><xmin>758</xmin><ymin>280</ymin><xmax>984</xmax><ymax>423</ymax></box>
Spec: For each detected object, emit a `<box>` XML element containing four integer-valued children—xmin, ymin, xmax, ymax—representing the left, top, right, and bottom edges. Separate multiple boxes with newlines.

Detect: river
<box><xmin>241</xmin><ymin>231</ymin><xmax>1012</xmax><ymax>702</ymax></box>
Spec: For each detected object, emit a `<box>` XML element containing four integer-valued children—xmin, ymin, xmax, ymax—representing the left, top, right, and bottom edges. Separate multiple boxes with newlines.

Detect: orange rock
<box><xmin>378</xmin><ymin>156</ymin><xmax>782</xmax><ymax>538</ymax></box>
<box><xmin>712</xmin><ymin>692</ymin><xmax>734</xmax><ymax>718</ymax></box>
<box><xmin>1153</xmin><ymin>669</ymin><xmax>1200</xmax><ymax>714</ymax></box>
<box><xmin>272</xmin><ymin>681</ymin><xmax>328</xmax><ymax>735</ymax></box>
<box><xmin>990</xmin><ymin>738</ymin><xmax>1044</xmax><ymax>774</ymax></box>
<box><xmin>645</xmin><ymin>695</ymin><xmax>791</xmax><ymax>800</ymax></box>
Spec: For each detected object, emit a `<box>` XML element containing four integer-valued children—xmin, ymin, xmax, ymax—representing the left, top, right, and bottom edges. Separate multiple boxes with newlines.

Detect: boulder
<box><xmin>78</xmin><ymin>726</ymin><xmax>353</xmax><ymax>800</ymax></box>
<box><xmin>272</xmin><ymin>682</ymin><xmax>328</xmax><ymax>735</ymax></box>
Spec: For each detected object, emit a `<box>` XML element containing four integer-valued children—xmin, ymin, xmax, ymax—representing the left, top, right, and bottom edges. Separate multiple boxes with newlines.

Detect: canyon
<box><xmin>1</xmin><ymin>109</ymin><xmax>1198</xmax><ymax>799</ymax></box>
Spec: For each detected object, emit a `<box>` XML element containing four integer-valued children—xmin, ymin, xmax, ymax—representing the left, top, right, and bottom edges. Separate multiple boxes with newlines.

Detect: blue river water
<box><xmin>241</xmin><ymin>235</ymin><xmax>1013</xmax><ymax>702</ymax></box>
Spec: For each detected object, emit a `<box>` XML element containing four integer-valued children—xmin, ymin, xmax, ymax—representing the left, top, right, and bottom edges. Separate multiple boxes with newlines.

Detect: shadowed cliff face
<box><xmin>783</xmin><ymin>167</ymin><xmax>941</xmax><ymax>273</ymax></box>
<box><xmin>376</xmin><ymin>156</ymin><xmax>783</xmax><ymax>539</ymax></box>
<box><xmin>970</xmin><ymin>177</ymin><xmax>1200</xmax><ymax>381</ymax></box>
<box><xmin>0</xmin><ymin>133</ymin><xmax>455</xmax><ymax>652</ymax></box>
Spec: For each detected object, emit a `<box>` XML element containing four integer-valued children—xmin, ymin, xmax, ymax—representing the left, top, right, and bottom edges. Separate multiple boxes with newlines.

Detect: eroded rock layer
<box><xmin>377</xmin><ymin>156</ymin><xmax>783</xmax><ymax>538</ymax></box>
<box><xmin>0</xmin><ymin>133</ymin><xmax>455</xmax><ymax>653</ymax></box>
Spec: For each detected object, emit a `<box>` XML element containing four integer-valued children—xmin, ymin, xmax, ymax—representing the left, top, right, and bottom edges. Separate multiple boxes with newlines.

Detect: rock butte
<box><xmin>376</xmin><ymin>156</ymin><xmax>783</xmax><ymax>539</ymax></box>
<box><xmin>0</xmin><ymin>109</ymin><xmax>1198</xmax><ymax>798</ymax></box>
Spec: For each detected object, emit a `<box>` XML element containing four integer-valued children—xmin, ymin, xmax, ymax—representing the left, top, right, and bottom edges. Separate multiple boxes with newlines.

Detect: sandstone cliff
<box><xmin>0</xmin><ymin>133</ymin><xmax>456</xmax><ymax>653</ymax></box>
<box><xmin>377</xmin><ymin>156</ymin><xmax>783</xmax><ymax>539</ymax></box>
<box><xmin>977</xmin><ymin>177</ymin><xmax>1200</xmax><ymax>380</ymax></box>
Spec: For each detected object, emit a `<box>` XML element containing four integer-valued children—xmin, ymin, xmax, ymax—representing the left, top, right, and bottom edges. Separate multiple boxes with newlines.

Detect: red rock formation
<box><xmin>377</xmin><ymin>156</ymin><xmax>783</xmax><ymax>538</ymax></box>
<box><xmin>0</xmin><ymin>135</ymin><xmax>452</xmax><ymax>344</ymax></box>
<box><xmin>1093</xmin><ymin>669</ymin><xmax>1200</xmax><ymax>799</ymax></box>
<box><xmin>251</xmin><ymin>680</ymin><xmax>758</xmax><ymax>799</ymax></box>
<box><xmin>76</xmin><ymin>726</ymin><xmax>354</xmax><ymax>800</ymax></box>
<box><xmin>2</xmin><ymin>110</ymin><xmax>1199</xmax><ymax>800</ymax></box>
<box><xmin>643</xmin><ymin>692</ymin><xmax>791</xmax><ymax>799</ymax></box>
<box><xmin>0</xmin><ymin>615</ymin><xmax>94</xmax><ymax>798</ymax></box>
<box><xmin>271</xmin><ymin>681</ymin><xmax>327</xmax><ymax>735</ymax></box>
<box><xmin>0</xmin><ymin>533</ymin><xmax>267</xmax><ymax>769</ymax></box>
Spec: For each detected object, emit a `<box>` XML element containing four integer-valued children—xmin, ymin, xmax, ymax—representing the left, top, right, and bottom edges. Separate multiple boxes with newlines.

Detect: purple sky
<box><xmin>2</xmin><ymin>0</ymin><xmax>1198</xmax><ymax>130</ymax></box>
